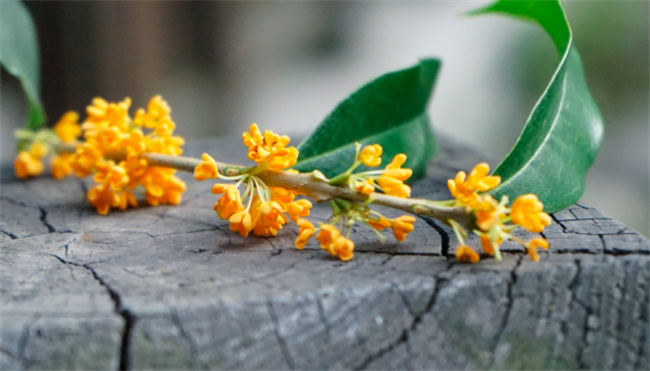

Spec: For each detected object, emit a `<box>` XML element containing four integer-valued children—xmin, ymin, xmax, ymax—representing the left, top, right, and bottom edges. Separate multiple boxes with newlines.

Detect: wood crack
<box><xmin>0</xmin><ymin>229</ymin><xmax>18</xmax><ymax>239</ymax></box>
<box><xmin>170</xmin><ymin>311</ymin><xmax>201</xmax><ymax>369</ymax></box>
<box><xmin>420</xmin><ymin>216</ymin><xmax>450</xmax><ymax>258</ymax></box>
<box><xmin>38</xmin><ymin>207</ymin><xmax>56</xmax><ymax>233</ymax></box>
<box><xmin>266</xmin><ymin>301</ymin><xmax>296</xmax><ymax>370</ymax></box>
<box><xmin>48</xmin><ymin>255</ymin><xmax>134</xmax><ymax>370</ymax></box>
<box><xmin>84</xmin><ymin>265</ymin><xmax>136</xmax><ymax>371</ymax></box>
<box><xmin>353</xmin><ymin>265</ymin><xmax>455</xmax><ymax>370</ymax></box>
<box><xmin>488</xmin><ymin>255</ymin><xmax>522</xmax><ymax>369</ymax></box>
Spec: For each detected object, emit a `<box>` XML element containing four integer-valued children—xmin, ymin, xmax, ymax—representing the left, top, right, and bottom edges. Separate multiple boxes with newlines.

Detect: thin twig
<box><xmin>56</xmin><ymin>144</ymin><xmax>473</xmax><ymax>227</ymax></box>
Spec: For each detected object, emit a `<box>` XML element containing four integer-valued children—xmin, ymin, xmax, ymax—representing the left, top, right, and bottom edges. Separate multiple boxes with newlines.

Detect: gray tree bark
<box><xmin>1</xmin><ymin>137</ymin><xmax>648</xmax><ymax>370</ymax></box>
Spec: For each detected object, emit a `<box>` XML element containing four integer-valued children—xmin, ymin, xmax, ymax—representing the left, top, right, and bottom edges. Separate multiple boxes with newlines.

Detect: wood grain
<box><xmin>1</xmin><ymin>137</ymin><xmax>648</xmax><ymax>370</ymax></box>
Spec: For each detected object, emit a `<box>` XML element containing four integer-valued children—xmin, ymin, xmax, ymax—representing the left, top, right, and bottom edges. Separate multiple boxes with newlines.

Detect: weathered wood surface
<box><xmin>1</xmin><ymin>137</ymin><xmax>648</xmax><ymax>370</ymax></box>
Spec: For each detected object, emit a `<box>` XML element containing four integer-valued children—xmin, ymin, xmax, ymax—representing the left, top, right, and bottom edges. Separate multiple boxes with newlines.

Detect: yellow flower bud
<box><xmin>360</xmin><ymin>144</ymin><xmax>382</xmax><ymax>167</ymax></box>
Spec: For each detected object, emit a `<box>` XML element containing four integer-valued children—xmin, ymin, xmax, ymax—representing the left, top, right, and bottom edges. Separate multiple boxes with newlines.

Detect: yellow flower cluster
<box><xmin>14</xmin><ymin>96</ymin><xmax>186</xmax><ymax>215</ymax></box>
<box><xmin>315</xmin><ymin>224</ymin><xmax>354</xmax><ymax>261</ymax></box>
<box><xmin>14</xmin><ymin>111</ymin><xmax>82</xmax><ymax>180</ymax></box>
<box><xmin>293</xmin><ymin>200</ymin><xmax>417</xmax><ymax>262</ymax></box>
<box><xmin>196</xmin><ymin>128</ymin><xmax>418</xmax><ymax>262</ymax></box>
<box><xmin>242</xmin><ymin>124</ymin><xmax>298</xmax><ymax>172</ymax></box>
<box><xmin>73</xmin><ymin>96</ymin><xmax>186</xmax><ymax>214</ymax></box>
<box><xmin>333</xmin><ymin>143</ymin><xmax>413</xmax><ymax>198</ymax></box>
<box><xmin>291</xmin><ymin>143</ymin><xmax>418</xmax><ymax>260</ymax></box>
<box><xmin>291</xmin><ymin>220</ymin><xmax>356</xmax><ymax>261</ymax></box>
<box><xmin>448</xmin><ymin>163</ymin><xmax>551</xmax><ymax>262</ymax></box>
<box><xmin>14</xmin><ymin>142</ymin><xmax>48</xmax><ymax>179</ymax></box>
<box><xmin>195</xmin><ymin>124</ymin><xmax>312</xmax><ymax>240</ymax></box>
<box><xmin>50</xmin><ymin>112</ymin><xmax>82</xmax><ymax>179</ymax></box>
<box><xmin>14</xmin><ymin>106</ymin><xmax>555</xmax><ymax>265</ymax></box>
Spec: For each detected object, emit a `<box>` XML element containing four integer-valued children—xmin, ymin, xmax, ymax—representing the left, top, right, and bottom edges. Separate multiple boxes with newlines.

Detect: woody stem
<box><xmin>55</xmin><ymin>144</ymin><xmax>474</xmax><ymax>228</ymax></box>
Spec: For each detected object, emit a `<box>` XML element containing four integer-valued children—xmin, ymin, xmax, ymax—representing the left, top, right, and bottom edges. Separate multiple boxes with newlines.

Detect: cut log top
<box><xmin>1</xmin><ymin>137</ymin><xmax>648</xmax><ymax>371</ymax></box>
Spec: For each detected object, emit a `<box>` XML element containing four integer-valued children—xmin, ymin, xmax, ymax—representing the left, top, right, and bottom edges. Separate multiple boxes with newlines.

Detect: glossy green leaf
<box><xmin>0</xmin><ymin>0</ymin><xmax>46</xmax><ymax>130</ymax></box>
<box><xmin>294</xmin><ymin>59</ymin><xmax>439</xmax><ymax>180</ymax></box>
<box><xmin>471</xmin><ymin>0</ymin><xmax>604</xmax><ymax>213</ymax></box>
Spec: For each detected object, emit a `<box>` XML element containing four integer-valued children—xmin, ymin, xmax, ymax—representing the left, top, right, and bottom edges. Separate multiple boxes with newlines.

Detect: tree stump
<box><xmin>1</xmin><ymin>137</ymin><xmax>648</xmax><ymax>370</ymax></box>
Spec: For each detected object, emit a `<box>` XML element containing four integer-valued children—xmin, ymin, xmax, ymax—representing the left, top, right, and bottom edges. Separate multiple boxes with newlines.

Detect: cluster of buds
<box><xmin>288</xmin><ymin>143</ymin><xmax>419</xmax><ymax>261</ymax></box>
<box><xmin>194</xmin><ymin>124</ymin><xmax>313</xmax><ymax>238</ymax></box>
<box><xmin>14</xmin><ymin>96</ymin><xmax>187</xmax><ymax>214</ymax></box>
<box><xmin>294</xmin><ymin>201</ymin><xmax>417</xmax><ymax>262</ymax></box>
<box><xmin>14</xmin><ymin>97</ymin><xmax>553</xmax><ymax>263</ymax></box>
<box><xmin>447</xmin><ymin>163</ymin><xmax>551</xmax><ymax>262</ymax></box>
<box><xmin>329</xmin><ymin>143</ymin><xmax>412</xmax><ymax>198</ymax></box>
<box><xmin>193</xmin><ymin>126</ymin><xmax>419</xmax><ymax>261</ymax></box>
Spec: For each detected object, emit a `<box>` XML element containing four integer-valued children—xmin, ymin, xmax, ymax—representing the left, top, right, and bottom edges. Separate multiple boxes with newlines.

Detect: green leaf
<box><xmin>471</xmin><ymin>0</ymin><xmax>604</xmax><ymax>213</ymax></box>
<box><xmin>0</xmin><ymin>0</ymin><xmax>46</xmax><ymax>130</ymax></box>
<box><xmin>294</xmin><ymin>59</ymin><xmax>440</xmax><ymax>180</ymax></box>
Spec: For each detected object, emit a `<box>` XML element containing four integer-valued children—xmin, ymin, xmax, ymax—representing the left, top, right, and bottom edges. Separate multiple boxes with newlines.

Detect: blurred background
<box><xmin>1</xmin><ymin>1</ymin><xmax>648</xmax><ymax>236</ymax></box>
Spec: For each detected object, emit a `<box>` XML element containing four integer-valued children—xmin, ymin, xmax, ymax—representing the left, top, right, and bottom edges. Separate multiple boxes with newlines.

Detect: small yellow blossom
<box><xmin>270</xmin><ymin>186</ymin><xmax>296</xmax><ymax>205</ymax></box>
<box><xmin>242</xmin><ymin>124</ymin><xmax>298</xmax><ymax>171</ymax></box>
<box><xmin>141</xmin><ymin>168</ymin><xmax>186</xmax><ymax>206</ymax></box>
<box><xmin>194</xmin><ymin>153</ymin><xmax>219</xmax><ymax>181</ymax></box>
<box><xmin>83</xmin><ymin>97</ymin><xmax>131</xmax><ymax>140</ymax></box>
<box><xmin>251</xmin><ymin>199</ymin><xmax>288</xmax><ymax>236</ymax></box>
<box><xmin>447</xmin><ymin>173</ymin><xmax>476</xmax><ymax>207</ymax></box>
<box><xmin>212</xmin><ymin>184</ymin><xmax>244</xmax><ymax>219</ymax></box>
<box><xmin>51</xmin><ymin>154</ymin><xmax>74</xmax><ymax>179</ymax></box>
<box><xmin>330</xmin><ymin>236</ymin><xmax>355</xmax><ymax>261</ymax></box>
<box><xmin>528</xmin><ymin>237</ymin><xmax>549</xmax><ymax>250</ymax></box>
<box><xmin>510</xmin><ymin>194</ymin><xmax>551</xmax><ymax>233</ymax></box>
<box><xmin>316</xmin><ymin>224</ymin><xmax>341</xmax><ymax>250</ymax></box>
<box><xmin>54</xmin><ymin>111</ymin><xmax>81</xmax><ymax>143</ymax></box>
<box><xmin>70</xmin><ymin>142</ymin><xmax>102</xmax><ymax>178</ymax></box>
<box><xmin>378</xmin><ymin>154</ymin><xmax>412</xmax><ymax>198</ymax></box>
<box><xmin>154</xmin><ymin>117</ymin><xmax>176</xmax><ymax>137</ymax></box>
<box><xmin>268</xmin><ymin>147</ymin><xmax>299</xmax><ymax>172</ymax></box>
<box><xmin>117</xmin><ymin>190</ymin><xmax>138</xmax><ymax>210</ymax></box>
<box><xmin>367</xmin><ymin>216</ymin><xmax>391</xmax><ymax>231</ymax></box>
<box><xmin>87</xmin><ymin>184</ymin><xmax>120</xmax><ymax>215</ymax></box>
<box><xmin>121</xmin><ymin>129</ymin><xmax>146</xmax><ymax>155</ymax></box>
<box><xmin>229</xmin><ymin>209</ymin><xmax>253</xmax><ymax>237</ymax></box>
<box><xmin>124</xmin><ymin>154</ymin><xmax>148</xmax><ymax>187</ymax></box>
<box><xmin>467</xmin><ymin>162</ymin><xmax>501</xmax><ymax>192</ymax></box>
<box><xmin>391</xmin><ymin>215</ymin><xmax>416</xmax><ymax>242</ymax></box>
<box><xmin>242</xmin><ymin>124</ymin><xmax>264</xmax><ymax>149</ymax></box>
<box><xmin>448</xmin><ymin>162</ymin><xmax>501</xmax><ymax>207</ymax></box>
<box><xmin>152</xmin><ymin>176</ymin><xmax>186</xmax><ymax>206</ymax></box>
<box><xmin>314</xmin><ymin>224</ymin><xmax>355</xmax><ymax>261</ymax></box>
<box><xmin>287</xmin><ymin>199</ymin><xmax>312</xmax><ymax>223</ymax></box>
<box><xmin>355</xmin><ymin>178</ymin><xmax>375</xmax><ymax>195</ymax></box>
<box><xmin>85</xmin><ymin>97</ymin><xmax>109</xmax><ymax>120</ymax></box>
<box><xmin>14</xmin><ymin>142</ymin><xmax>48</xmax><ymax>179</ymax></box>
<box><xmin>295</xmin><ymin>219</ymin><xmax>315</xmax><ymax>250</ymax></box>
<box><xmin>14</xmin><ymin>151</ymin><xmax>43</xmax><ymax>179</ymax></box>
<box><xmin>455</xmin><ymin>245</ymin><xmax>480</xmax><ymax>263</ymax></box>
<box><xmin>94</xmin><ymin>161</ymin><xmax>129</xmax><ymax>190</ymax></box>
<box><xmin>474</xmin><ymin>194</ymin><xmax>507</xmax><ymax>231</ymax></box>
<box><xmin>30</xmin><ymin>142</ymin><xmax>49</xmax><ymax>157</ymax></box>
<box><xmin>92</xmin><ymin>126</ymin><xmax>123</xmax><ymax>154</ymax></box>
<box><xmin>133</xmin><ymin>95</ymin><xmax>172</xmax><ymax>129</ymax></box>
<box><xmin>146</xmin><ymin>136</ymin><xmax>185</xmax><ymax>156</ymax></box>
<box><xmin>480</xmin><ymin>234</ymin><xmax>496</xmax><ymax>255</ymax></box>
<box><xmin>360</xmin><ymin>144</ymin><xmax>382</xmax><ymax>167</ymax></box>
<box><xmin>526</xmin><ymin>237</ymin><xmax>549</xmax><ymax>262</ymax></box>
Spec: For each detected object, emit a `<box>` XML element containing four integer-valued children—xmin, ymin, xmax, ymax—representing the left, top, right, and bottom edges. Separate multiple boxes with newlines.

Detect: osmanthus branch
<box><xmin>56</xmin><ymin>143</ymin><xmax>473</xmax><ymax>227</ymax></box>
